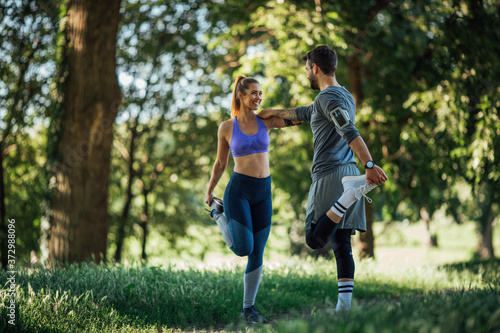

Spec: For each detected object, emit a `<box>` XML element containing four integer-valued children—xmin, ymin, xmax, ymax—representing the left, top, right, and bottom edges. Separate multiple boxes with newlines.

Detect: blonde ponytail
<box><xmin>230</xmin><ymin>75</ymin><xmax>245</xmax><ymax>118</ymax></box>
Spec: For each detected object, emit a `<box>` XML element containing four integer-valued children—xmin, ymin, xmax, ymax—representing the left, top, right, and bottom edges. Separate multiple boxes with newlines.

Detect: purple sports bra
<box><xmin>230</xmin><ymin>117</ymin><xmax>270</xmax><ymax>157</ymax></box>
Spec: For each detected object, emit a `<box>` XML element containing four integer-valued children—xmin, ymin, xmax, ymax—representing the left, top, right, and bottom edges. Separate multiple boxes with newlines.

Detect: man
<box><xmin>258</xmin><ymin>45</ymin><xmax>388</xmax><ymax>312</ymax></box>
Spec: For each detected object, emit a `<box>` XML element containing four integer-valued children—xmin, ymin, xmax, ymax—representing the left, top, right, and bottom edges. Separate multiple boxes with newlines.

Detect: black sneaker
<box><xmin>210</xmin><ymin>197</ymin><xmax>224</xmax><ymax>218</ymax></box>
<box><xmin>241</xmin><ymin>306</ymin><xmax>268</xmax><ymax>324</ymax></box>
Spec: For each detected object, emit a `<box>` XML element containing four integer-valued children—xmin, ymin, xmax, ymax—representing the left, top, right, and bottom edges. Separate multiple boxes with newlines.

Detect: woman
<box><xmin>205</xmin><ymin>75</ymin><xmax>300</xmax><ymax>324</ymax></box>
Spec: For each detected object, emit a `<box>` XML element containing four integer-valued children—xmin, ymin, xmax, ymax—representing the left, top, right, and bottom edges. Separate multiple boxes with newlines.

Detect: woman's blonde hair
<box><xmin>230</xmin><ymin>75</ymin><xmax>260</xmax><ymax>118</ymax></box>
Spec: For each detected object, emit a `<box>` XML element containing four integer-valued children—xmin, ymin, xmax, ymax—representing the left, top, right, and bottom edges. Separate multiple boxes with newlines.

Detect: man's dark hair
<box><xmin>302</xmin><ymin>45</ymin><xmax>337</xmax><ymax>76</ymax></box>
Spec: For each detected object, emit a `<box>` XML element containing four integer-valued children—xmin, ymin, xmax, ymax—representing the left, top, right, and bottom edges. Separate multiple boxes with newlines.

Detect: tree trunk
<box><xmin>114</xmin><ymin>178</ymin><xmax>132</xmax><ymax>262</ymax></box>
<box><xmin>359</xmin><ymin>199</ymin><xmax>375</xmax><ymax>259</ymax></box>
<box><xmin>114</xmin><ymin>124</ymin><xmax>139</xmax><ymax>262</ymax></box>
<box><xmin>348</xmin><ymin>53</ymin><xmax>364</xmax><ymax>106</ymax></box>
<box><xmin>420</xmin><ymin>207</ymin><xmax>438</xmax><ymax>247</ymax></box>
<box><xmin>347</xmin><ymin>51</ymin><xmax>375</xmax><ymax>259</ymax></box>
<box><xmin>49</xmin><ymin>0</ymin><xmax>122</xmax><ymax>264</ymax></box>
<box><xmin>475</xmin><ymin>180</ymin><xmax>495</xmax><ymax>259</ymax></box>
<box><xmin>140</xmin><ymin>189</ymin><xmax>149</xmax><ymax>261</ymax></box>
<box><xmin>476</xmin><ymin>206</ymin><xmax>495</xmax><ymax>259</ymax></box>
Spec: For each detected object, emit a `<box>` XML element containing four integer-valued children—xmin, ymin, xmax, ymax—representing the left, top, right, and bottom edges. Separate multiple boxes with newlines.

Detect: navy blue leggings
<box><xmin>224</xmin><ymin>172</ymin><xmax>272</xmax><ymax>274</ymax></box>
<box><xmin>332</xmin><ymin>228</ymin><xmax>355</xmax><ymax>279</ymax></box>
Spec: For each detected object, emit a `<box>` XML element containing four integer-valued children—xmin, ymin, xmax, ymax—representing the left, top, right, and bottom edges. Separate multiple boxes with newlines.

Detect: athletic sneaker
<box><xmin>242</xmin><ymin>306</ymin><xmax>268</xmax><ymax>324</ymax></box>
<box><xmin>341</xmin><ymin>174</ymin><xmax>379</xmax><ymax>203</ymax></box>
<box><xmin>209</xmin><ymin>198</ymin><xmax>233</xmax><ymax>248</ymax></box>
<box><xmin>209</xmin><ymin>197</ymin><xmax>224</xmax><ymax>218</ymax></box>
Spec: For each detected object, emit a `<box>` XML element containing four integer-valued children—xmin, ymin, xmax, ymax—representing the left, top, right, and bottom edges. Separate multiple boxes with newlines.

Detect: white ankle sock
<box><xmin>336</xmin><ymin>281</ymin><xmax>354</xmax><ymax>311</ymax></box>
<box><xmin>331</xmin><ymin>188</ymin><xmax>357</xmax><ymax>217</ymax></box>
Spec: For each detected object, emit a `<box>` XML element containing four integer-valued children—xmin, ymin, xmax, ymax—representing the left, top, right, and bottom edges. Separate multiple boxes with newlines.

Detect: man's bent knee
<box><xmin>306</xmin><ymin>235</ymin><xmax>326</xmax><ymax>250</ymax></box>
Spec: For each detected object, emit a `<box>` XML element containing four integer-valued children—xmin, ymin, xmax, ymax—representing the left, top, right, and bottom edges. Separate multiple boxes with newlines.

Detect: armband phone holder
<box><xmin>329</xmin><ymin>107</ymin><xmax>350</xmax><ymax>129</ymax></box>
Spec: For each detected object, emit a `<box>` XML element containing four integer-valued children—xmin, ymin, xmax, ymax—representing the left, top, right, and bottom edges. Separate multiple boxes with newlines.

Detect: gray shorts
<box><xmin>305</xmin><ymin>163</ymin><xmax>366</xmax><ymax>236</ymax></box>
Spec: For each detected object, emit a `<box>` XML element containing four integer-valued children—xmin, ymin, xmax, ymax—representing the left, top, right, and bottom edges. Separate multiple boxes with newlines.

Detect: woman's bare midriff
<box><xmin>233</xmin><ymin>152</ymin><xmax>270</xmax><ymax>178</ymax></box>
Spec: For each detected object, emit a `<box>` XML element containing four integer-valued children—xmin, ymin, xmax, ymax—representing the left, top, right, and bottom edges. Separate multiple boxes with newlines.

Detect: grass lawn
<box><xmin>1</xmin><ymin>221</ymin><xmax>500</xmax><ymax>332</ymax></box>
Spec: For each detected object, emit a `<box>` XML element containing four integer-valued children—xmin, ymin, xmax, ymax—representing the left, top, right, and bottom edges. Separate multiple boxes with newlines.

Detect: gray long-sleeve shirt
<box><xmin>296</xmin><ymin>85</ymin><xmax>360</xmax><ymax>181</ymax></box>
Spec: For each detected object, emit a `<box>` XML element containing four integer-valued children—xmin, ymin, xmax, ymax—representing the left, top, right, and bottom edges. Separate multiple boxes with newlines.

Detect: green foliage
<box><xmin>2</xmin><ymin>133</ymin><xmax>46</xmax><ymax>261</ymax></box>
<box><xmin>406</xmin><ymin>1</ymin><xmax>500</xmax><ymax>241</ymax></box>
<box><xmin>108</xmin><ymin>0</ymin><xmax>226</xmax><ymax>260</ymax></box>
<box><xmin>108</xmin><ymin>113</ymin><xmax>221</xmax><ymax>257</ymax></box>
<box><xmin>0</xmin><ymin>0</ymin><xmax>59</xmax><ymax>264</ymax></box>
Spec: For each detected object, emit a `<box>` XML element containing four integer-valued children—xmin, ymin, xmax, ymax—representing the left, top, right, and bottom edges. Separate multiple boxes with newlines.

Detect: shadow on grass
<box><xmin>440</xmin><ymin>257</ymin><xmax>500</xmax><ymax>272</ymax></box>
<box><xmin>440</xmin><ymin>257</ymin><xmax>500</xmax><ymax>283</ymax></box>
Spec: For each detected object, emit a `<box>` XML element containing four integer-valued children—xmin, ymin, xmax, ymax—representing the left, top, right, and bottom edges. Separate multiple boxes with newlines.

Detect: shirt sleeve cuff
<box><xmin>295</xmin><ymin>105</ymin><xmax>310</xmax><ymax>122</ymax></box>
<box><xmin>344</xmin><ymin>129</ymin><xmax>360</xmax><ymax>144</ymax></box>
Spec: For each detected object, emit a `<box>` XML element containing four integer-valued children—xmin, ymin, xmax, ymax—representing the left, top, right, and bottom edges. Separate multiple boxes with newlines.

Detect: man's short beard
<box><xmin>309</xmin><ymin>78</ymin><xmax>319</xmax><ymax>90</ymax></box>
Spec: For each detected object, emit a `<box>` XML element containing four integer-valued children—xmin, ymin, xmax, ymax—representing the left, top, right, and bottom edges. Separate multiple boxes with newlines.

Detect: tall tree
<box><xmin>47</xmin><ymin>0</ymin><xmax>122</xmax><ymax>263</ymax></box>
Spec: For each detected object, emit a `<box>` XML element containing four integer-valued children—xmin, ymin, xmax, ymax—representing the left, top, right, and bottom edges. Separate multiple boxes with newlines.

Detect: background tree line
<box><xmin>1</xmin><ymin>0</ymin><xmax>498</xmax><ymax>267</ymax></box>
